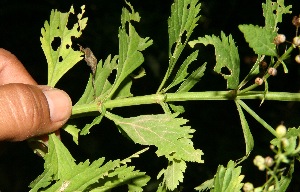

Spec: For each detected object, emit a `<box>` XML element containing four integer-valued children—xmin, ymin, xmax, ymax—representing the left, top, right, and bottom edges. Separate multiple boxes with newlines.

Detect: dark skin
<box><xmin>0</xmin><ymin>48</ymin><xmax>72</xmax><ymax>141</ymax></box>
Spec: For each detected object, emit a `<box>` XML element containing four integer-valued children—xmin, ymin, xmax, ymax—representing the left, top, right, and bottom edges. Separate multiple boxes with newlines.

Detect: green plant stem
<box><xmin>238</xmin><ymin>45</ymin><xmax>295</xmax><ymax>95</ymax></box>
<box><xmin>72</xmin><ymin>91</ymin><xmax>300</xmax><ymax>116</ymax></box>
<box><xmin>236</xmin><ymin>99</ymin><xmax>277</xmax><ymax>137</ymax></box>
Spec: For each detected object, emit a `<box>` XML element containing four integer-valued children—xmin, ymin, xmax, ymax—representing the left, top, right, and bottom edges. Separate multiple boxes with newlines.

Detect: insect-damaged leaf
<box><xmin>41</xmin><ymin>6</ymin><xmax>87</xmax><ymax>87</ymax></box>
<box><xmin>158</xmin><ymin>0</ymin><xmax>201</xmax><ymax>92</ymax></box>
<box><xmin>109</xmin><ymin>2</ymin><xmax>152</xmax><ymax>98</ymax></box>
<box><xmin>189</xmin><ymin>31</ymin><xmax>240</xmax><ymax>89</ymax></box>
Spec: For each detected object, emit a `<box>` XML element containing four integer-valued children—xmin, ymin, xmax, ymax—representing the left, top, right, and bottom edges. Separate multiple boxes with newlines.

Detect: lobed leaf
<box><xmin>44</xmin><ymin>134</ymin><xmax>77</xmax><ymax>180</ymax></box>
<box><xmin>212</xmin><ymin>160</ymin><xmax>244</xmax><ymax>192</ymax></box>
<box><xmin>165</xmin><ymin>50</ymin><xmax>199</xmax><ymax>92</ymax></box>
<box><xmin>90</xmin><ymin>166</ymin><xmax>150</xmax><ymax>192</ymax></box>
<box><xmin>110</xmin><ymin>3</ymin><xmax>152</xmax><ymax>98</ymax></box>
<box><xmin>195</xmin><ymin>179</ymin><xmax>214</xmax><ymax>192</ymax></box>
<box><xmin>107</xmin><ymin>112</ymin><xmax>204</xmax><ymax>163</ymax></box>
<box><xmin>41</xmin><ymin>5</ymin><xmax>87</xmax><ymax>86</ymax></box>
<box><xmin>168</xmin><ymin>0</ymin><xmax>201</xmax><ymax>52</ymax></box>
<box><xmin>163</xmin><ymin>160</ymin><xmax>187</xmax><ymax>190</ymax></box>
<box><xmin>31</xmin><ymin>144</ymin><xmax>149</xmax><ymax>191</ymax></box>
<box><xmin>177</xmin><ymin>62</ymin><xmax>207</xmax><ymax>92</ymax></box>
<box><xmin>29</xmin><ymin>134</ymin><xmax>77</xmax><ymax>191</ymax></box>
<box><xmin>189</xmin><ymin>32</ymin><xmax>240</xmax><ymax>89</ymax></box>
<box><xmin>76</xmin><ymin>55</ymin><xmax>118</xmax><ymax>105</ymax></box>
<box><xmin>239</xmin><ymin>24</ymin><xmax>277</xmax><ymax>56</ymax></box>
<box><xmin>158</xmin><ymin>0</ymin><xmax>201</xmax><ymax>92</ymax></box>
<box><xmin>29</xmin><ymin>169</ymin><xmax>53</xmax><ymax>192</ymax></box>
<box><xmin>262</xmin><ymin>0</ymin><xmax>292</xmax><ymax>31</ymax></box>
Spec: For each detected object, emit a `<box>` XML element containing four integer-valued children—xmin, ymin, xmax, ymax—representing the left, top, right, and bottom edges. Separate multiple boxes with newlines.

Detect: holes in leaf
<box><xmin>181</xmin><ymin>31</ymin><xmax>187</xmax><ymax>44</ymax></box>
<box><xmin>66</xmin><ymin>44</ymin><xmax>70</xmax><ymax>49</ymax></box>
<box><xmin>66</xmin><ymin>12</ymin><xmax>78</xmax><ymax>30</ymax></box>
<box><xmin>59</xmin><ymin>56</ymin><xmax>63</xmax><ymax>62</ymax></box>
<box><xmin>170</xmin><ymin>43</ymin><xmax>176</xmax><ymax>54</ymax></box>
<box><xmin>187</xmin><ymin>4</ymin><xmax>190</xmax><ymax>9</ymax></box>
<box><xmin>51</xmin><ymin>37</ymin><xmax>61</xmax><ymax>51</ymax></box>
<box><xmin>221</xmin><ymin>66</ymin><xmax>231</xmax><ymax>76</ymax></box>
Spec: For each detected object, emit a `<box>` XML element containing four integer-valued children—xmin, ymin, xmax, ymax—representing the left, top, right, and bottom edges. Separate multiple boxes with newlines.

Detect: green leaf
<box><xmin>80</xmin><ymin>115</ymin><xmax>103</xmax><ymax>135</ymax></box>
<box><xmin>177</xmin><ymin>62</ymin><xmax>207</xmax><ymax>92</ymax></box>
<box><xmin>262</xmin><ymin>0</ymin><xmax>292</xmax><ymax>32</ymax></box>
<box><xmin>212</xmin><ymin>160</ymin><xmax>244</xmax><ymax>192</ymax></box>
<box><xmin>239</xmin><ymin>24</ymin><xmax>277</xmax><ymax>56</ymax></box>
<box><xmin>158</xmin><ymin>0</ymin><xmax>201</xmax><ymax>92</ymax></box>
<box><xmin>76</xmin><ymin>55</ymin><xmax>118</xmax><ymax>105</ymax></box>
<box><xmin>29</xmin><ymin>169</ymin><xmax>53</xmax><ymax>192</ymax></box>
<box><xmin>194</xmin><ymin>179</ymin><xmax>214</xmax><ymax>192</ymax></box>
<box><xmin>107</xmin><ymin>112</ymin><xmax>204</xmax><ymax>163</ymax></box>
<box><xmin>109</xmin><ymin>4</ymin><xmax>152</xmax><ymax>98</ymax></box>
<box><xmin>38</xmin><ymin>148</ymin><xmax>149</xmax><ymax>192</ymax></box>
<box><xmin>48</xmin><ymin>148</ymin><xmax>148</xmax><ymax>192</ymax></box>
<box><xmin>164</xmin><ymin>160</ymin><xmax>187</xmax><ymax>190</ymax></box>
<box><xmin>90</xmin><ymin>165</ymin><xmax>150</xmax><ymax>192</ymax></box>
<box><xmin>164</xmin><ymin>50</ymin><xmax>199</xmax><ymax>92</ymax></box>
<box><xmin>189</xmin><ymin>32</ymin><xmax>240</xmax><ymax>89</ymax></box>
<box><xmin>114</xmin><ymin>77</ymin><xmax>133</xmax><ymax>99</ymax></box>
<box><xmin>235</xmin><ymin>100</ymin><xmax>254</xmax><ymax>158</ymax></box>
<box><xmin>277</xmin><ymin>161</ymin><xmax>294</xmax><ymax>192</ymax></box>
<box><xmin>29</xmin><ymin>133</ymin><xmax>77</xmax><ymax>191</ymax></box>
<box><xmin>63</xmin><ymin>124</ymin><xmax>80</xmax><ymax>144</ymax></box>
<box><xmin>45</xmin><ymin>134</ymin><xmax>76</xmax><ymax>180</ymax></box>
<box><xmin>45</xmin><ymin>158</ymin><xmax>118</xmax><ymax>192</ymax></box>
<box><xmin>41</xmin><ymin>5</ymin><xmax>88</xmax><ymax>86</ymax></box>
<box><xmin>168</xmin><ymin>0</ymin><xmax>201</xmax><ymax>52</ymax></box>
<box><xmin>169</xmin><ymin>104</ymin><xmax>185</xmax><ymax>114</ymax></box>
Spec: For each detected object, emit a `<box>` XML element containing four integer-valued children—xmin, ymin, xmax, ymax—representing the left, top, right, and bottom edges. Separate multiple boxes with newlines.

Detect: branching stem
<box><xmin>72</xmin><ymin>91</ymin><xmax>300</xmax><ymax>116</ymax></box>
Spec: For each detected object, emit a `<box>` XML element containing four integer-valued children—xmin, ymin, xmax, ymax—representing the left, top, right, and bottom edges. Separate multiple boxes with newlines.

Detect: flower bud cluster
<box><xmin>253</xmin><ymin>155</ymin><xmax>274</xmax><ymax>171</ymax></box>
<box><xmin>243</xmin><ymin>182</ymin><xmax>274</xmax><ymax>192</ymax></box>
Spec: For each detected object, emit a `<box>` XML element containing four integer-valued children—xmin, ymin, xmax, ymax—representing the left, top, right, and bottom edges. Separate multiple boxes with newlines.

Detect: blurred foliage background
<box><xmin>0</xmin><ymin>0</ymin><xmax>300</xmax><ymax>191</ymax></box>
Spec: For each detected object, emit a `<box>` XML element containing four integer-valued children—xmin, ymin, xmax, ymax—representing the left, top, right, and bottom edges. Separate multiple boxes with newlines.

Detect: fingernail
<box><xmin>43</xmin><ymin>89</ymin><xmax>72</xmax><ymax>122</ymax></box>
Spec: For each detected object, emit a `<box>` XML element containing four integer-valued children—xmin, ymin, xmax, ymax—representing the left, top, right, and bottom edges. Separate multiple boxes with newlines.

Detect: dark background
<box><xmin>0</xmin><ymin>0</ymin><xmax>300</xmax><ymax>191</ymax></box>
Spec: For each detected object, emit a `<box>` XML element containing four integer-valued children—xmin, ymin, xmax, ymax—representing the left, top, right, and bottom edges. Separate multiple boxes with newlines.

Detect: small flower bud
<box><xmin>268</xmin><ymin>185</ymin><xmax>275</xmax><ymax>191</ymax></box>
<box><xmin>255</xmin><ymin>77</ymin><xmax>263</xmax><ymax>85</ymax></box>
<box><xmin>253</xmin><ymin>155</ymin><xmax>265</xmax><ymax>170</ymax></box>
<box><xmin>295</xmin><ymin>55</ymin><xmax>300</xmax><ymax>64</ymax></box>
<box><xmin>265</xmin><ymin>156</ymin><xmax>274</xmax><ymax>167</ymax></box>
<box><xmin>276</xmin><ymin>124</ymin><xmax>287</xmax><ymax>138</ymax></box>
<box><xmin>267</xmin><ymin>68</ymin><xmax>277</xmax><ymax>76</ymax></box>
<box><xmin>292</xmin><ymin>16</ymin><xmax>300</xmax><ymax>27</ymax></box>
<box><xmin>281</xmin><ymin>137</ymin><xmax>290</xmax><ymax>148</ymax></box>
<box><xmin>274</xmin><ymin>34</ymin><xmax>286</xmax><ymax>45</ymax></box>
<box><xmin>253</xmin><ymin>155</ymin><xmax>265</xmax><ymax>166</ymax></box>
<box><xmin>259</xmin><ymin>61</ymin><xmax>268</xmax><ymax>69</ymax></box>
<box><xmin>243</xmin><ymin>182</ymin><xmax>254</xmax><ymax>192</ymax></box>
<box><xmin>293</xmin><ymin>37</ymin><xmax>300</xmax><ymax>47</ymax></box>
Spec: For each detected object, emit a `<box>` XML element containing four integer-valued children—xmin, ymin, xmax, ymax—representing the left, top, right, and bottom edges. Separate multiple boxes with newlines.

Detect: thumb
<box><xmin>0</xmin><ymin>83</ymin><xmax>72</xmax><ymax>141</ymax></box>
